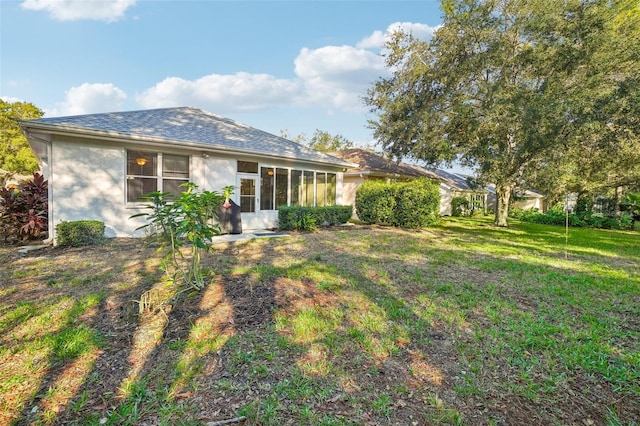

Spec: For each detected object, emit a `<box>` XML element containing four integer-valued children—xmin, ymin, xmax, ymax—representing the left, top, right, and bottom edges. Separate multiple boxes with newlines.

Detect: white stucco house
<box><xmin>20</xmin><ymin>107</ymin><xmax>355</xmax><ymax>243</ymax></box>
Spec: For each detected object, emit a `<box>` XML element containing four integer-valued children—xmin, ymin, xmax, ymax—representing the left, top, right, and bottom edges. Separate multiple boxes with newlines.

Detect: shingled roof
<box><xmin>331</xmin><ymin>148</ymin><xmax>441</xmax><ymax>180</ymax></box>
<box><xmin>20</xmin><ymin>106</ymin><xmax>353</xmax><ymax>168</ymax></box>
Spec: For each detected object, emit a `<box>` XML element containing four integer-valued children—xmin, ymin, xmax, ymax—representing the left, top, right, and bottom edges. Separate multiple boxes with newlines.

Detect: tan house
<box><xmin>331</xmin><ymin>149</ymin><xmax>489</xmax><ymax>217</ymax></box>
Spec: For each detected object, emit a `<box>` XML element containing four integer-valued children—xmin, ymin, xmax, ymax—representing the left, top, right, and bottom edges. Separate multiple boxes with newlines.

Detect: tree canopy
<box><xmin>281</xmin><ymin>129</ymin><xmax>354</xmax><ymax>153</ymax></box>
<box><xmin>365</xmin><ymin>0</ymin><xmax>640</xmax><ymax>226</ymax></box>
<box><xmin>0</xmin><ymin>100</ymin><xmax>44</xmax><ymax>174</ymax></box>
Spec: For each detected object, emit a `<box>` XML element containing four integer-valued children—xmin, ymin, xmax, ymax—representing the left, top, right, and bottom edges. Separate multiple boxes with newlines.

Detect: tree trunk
<box><xmin>614</xmin><ymin>185</ymin><xmax>623</xmax><ymax>217</ymax></box>
<box><xmin>494</xmin><ymin>184</ymin><xmax>512</xmax><ymax>227</ymax></box>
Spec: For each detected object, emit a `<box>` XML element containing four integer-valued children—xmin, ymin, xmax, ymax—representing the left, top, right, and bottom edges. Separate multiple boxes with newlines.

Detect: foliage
<box><xmin>355</xmin><ymin>180</ymin><xmax>397</xmax><ymax>225</ymax></box>
<box><xmin>56</xmin><ymin>220</ymin><xmax>105</xmax><ymax>247</ymax></box>
<box><xmin>621</xmin><ymin>193</ymin><xmax>640</xmax><ymax>228</ymax></box>
<box><xmin>510</xmin><ymin>205</ymin><xmax>635</xmax><ymax>230</ymax></box>
<box><xmin>0</xmin><ymin>172</ymin><xmax>48</xmax><ymax>243</ymax></box>
<box><xmin>0</xmin><ymin>99</ymin><xmax>43</xmax><ymax>174</ymax></box>
<box><xmin>278</xmin><ymin>205</ymin><xmax>352</xmax><ymax>231</ymax></box>
<box><xmin>365</xmin><ymin>0</ymin><xmax>640</xmax><ymax>227</ymax></box>
<box><xmin>355</xmin><ymin>178</ymin><xmax>439</xmax><ymax>228</ymax></box>
<box><xmin>131</xmin><ymin>182</ymin><xmax>224</xmax><ymax>291</ymax></box>
<box><xmin>391</xmin><ymin>178</ymin><xmax>440</xmax><ymax>228</ymax></box>
<box><xmin>281</xmin><ymin>129</ymin><xmax>354</xmax><ymax>152</ymax></box>
<box><xmin>451</xmin><ymin>197</ymin><xmax>470</xmax><ymax>217</ymax></box>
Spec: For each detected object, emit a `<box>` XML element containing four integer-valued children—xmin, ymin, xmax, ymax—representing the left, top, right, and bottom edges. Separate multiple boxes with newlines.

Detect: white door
<box><xmin>237</xmin><ymin>174</ymin><xmax>260</xmax><ymax>229</ymax></box>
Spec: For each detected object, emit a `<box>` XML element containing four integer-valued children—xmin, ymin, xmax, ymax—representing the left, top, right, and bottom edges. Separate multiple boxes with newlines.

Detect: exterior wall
<box><xmin>46</xmin><ymin>137</ymin><xmax>347</xmax><ymax>241</ymax></box>
<box><xmin>513</xmin><ymin>197</ymin><xmax>544</xmax><ymax>212</ymax></box>
<box><xmin>342</xmin><ymin>175</ymin><xmax>365</xmax><ymax>218</ymax></box>
<box><xmin>51</xmin><ymin>139</ymin><xmax>137</xmax><ymax>239</ymax></box>
<box><xmin>439</xmin><ymin>185</ymin><xmax>453</xmax><ymax>216</ymax></box>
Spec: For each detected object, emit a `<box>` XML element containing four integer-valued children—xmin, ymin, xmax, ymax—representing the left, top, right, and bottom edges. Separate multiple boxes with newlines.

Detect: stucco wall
<box><xmin>439</xmin><ymin>185</ymin><xmax>453</xmax><ymax>216</ymax></box>
<box><xmin>51</xmin><ymin>140</ymin><xmax>140</xmax><ymax>238</ymax></box>
<box><xmin>46</xmin><ymin>138</ymin><xmax>347</xmax><ymax>240</ymax></box>
<box><xmin>513</xmin><ymin>197</ymin><xmax>543</xmax><ymax>211</ymax></box>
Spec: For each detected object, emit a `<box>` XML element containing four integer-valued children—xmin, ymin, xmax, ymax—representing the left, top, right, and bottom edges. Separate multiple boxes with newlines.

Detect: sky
<box><xmin>1</xmin><ymin>0</ymin><xmax>446</xmax><ymax>159</ymax></box>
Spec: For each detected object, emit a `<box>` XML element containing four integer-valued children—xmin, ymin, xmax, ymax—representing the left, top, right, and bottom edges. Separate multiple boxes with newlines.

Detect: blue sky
<box><xmin>1</xmin><ymin>0</ymin><xmax>443</xmax><ymax>150</ymax></box>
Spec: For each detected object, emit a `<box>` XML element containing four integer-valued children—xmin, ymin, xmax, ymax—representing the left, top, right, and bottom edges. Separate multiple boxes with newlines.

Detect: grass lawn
<box><xmin>1</xmin><ymin>216</ymin><xmax>638</xmax><ymax>425</ymax></box>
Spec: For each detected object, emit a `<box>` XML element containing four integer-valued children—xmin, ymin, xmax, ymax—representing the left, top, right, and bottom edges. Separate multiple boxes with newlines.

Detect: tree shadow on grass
<box><xmin>4</xmin><ymin>225</ymin><xmax>639</xmax><ymax>425</ymax></box>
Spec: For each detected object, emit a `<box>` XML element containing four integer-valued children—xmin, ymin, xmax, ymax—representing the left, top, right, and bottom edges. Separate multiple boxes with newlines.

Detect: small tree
<box><xmin>131</xmin><ymin>183</ymin><xmax>225</xmax><ymax>291</ymax></box>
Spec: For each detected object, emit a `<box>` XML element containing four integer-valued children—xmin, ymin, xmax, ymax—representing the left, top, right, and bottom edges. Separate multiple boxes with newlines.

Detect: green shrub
<box><xmin>355</xmin><ymin>180</ymin><xmax>396</xmax><ymax>225</ymax></box>
<box><xmin>278</xmin><ymin>205</ymin><xmax>352</xmax><ymax>231</ymax></box>
<box><xmin>56</xmin><ymin>220</ymin><xmax>105</xmax><ymax>247</ymax></box>
<box><xmin>451</xmin><ymin>196</ymin><xmax>470</xmax><ymax>217</ymax></box>
<box><xmin>392</xmin><ymin>179</ymin><xmax>440</xmax><ymax>228</ymax></box>
<box><xmin>355</xmin><ymin>178</ymin><xmax>440</xmax><ymax>228</ymax></box>
<box><xmin>511</xmin><ymin>205</ymin><xmax>633</xmax><ymax>230</ymax></box>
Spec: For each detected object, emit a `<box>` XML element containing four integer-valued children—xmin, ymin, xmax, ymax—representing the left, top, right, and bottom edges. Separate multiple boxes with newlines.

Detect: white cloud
<box><xmin>137</xmin><ymin>72</ymin><xmax>301</xmax><ymax>112</ymax></box>
<box><xmin>138</xmin><ymin>45</ymin><xmax>387</xmax><ymax>116</ymax></box>
<box><xmin>49</xmin><ymin>83</ymin><xmax>127</xmax><ymax>116</ymax></box>
<box><xmin>1</xmin><ymin>96</ymin><xmax>25</xmax><ymax>103</ymax></box>
<box><xmin>21</xmin><ymin>0</ymin><xmax>136</xmax><ymax>22</ymax></box>
<box><xmin>294</xmin><ymin>45</ymin><xmax>388</xmax><ymax>111</ymax></box>
<box><xmin>357</xmin><ymin>21</ymin><xmax>440</xmax><ymax>49</ymax></box>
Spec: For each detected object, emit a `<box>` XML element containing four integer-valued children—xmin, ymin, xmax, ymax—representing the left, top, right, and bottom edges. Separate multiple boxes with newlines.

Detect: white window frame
<box><xmin>126</xmin><ymin>151</ymin><xmax>190</xmax><ymax>204</ymax></box>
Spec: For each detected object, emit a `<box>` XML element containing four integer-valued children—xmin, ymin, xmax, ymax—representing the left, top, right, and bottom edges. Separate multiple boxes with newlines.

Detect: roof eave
<box><xmin>20</xmin><ymin>121</ymin><xmax>355</xmax><ymax>169</ymax></box>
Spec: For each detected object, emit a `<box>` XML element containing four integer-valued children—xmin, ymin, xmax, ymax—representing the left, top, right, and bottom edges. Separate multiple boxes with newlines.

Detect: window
<box><xmin>291</xmin><ymin>170</ymin><xmax>303</xmax><ymax>206</ymax></box>
<box><xmin>126</xmin><ymin>151</ymin><xmax>189</xmax><ymax>202</ymax></box>
<box><xmin>237</xmin><ymin>163</ymin><xmax>337</xmax><ymax>210</ymax></box>
<box><xmin>260</xmin><ymin>167</ymin><xmax>274</xmax><ymax>210</ymax></box>
<box><xmin>260</xmin><ymin>167</ymin><xmax>290</xmax><ymax>210</ymax></box>
<box><xmin>275</xmin><ymin>168</ymin><xmax>288</xmax><ymax>208</ymax></box>
<box><xmin>238</xmin><ymin>161</ymin><xmax>258</xmax><ymax>173</ymax></box>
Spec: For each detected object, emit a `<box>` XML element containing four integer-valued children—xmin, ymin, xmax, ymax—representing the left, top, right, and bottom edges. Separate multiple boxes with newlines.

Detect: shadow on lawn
<box><xmin>5</xmin><ymin>224</ymin><xmax>640</xmax><ymax>425</ymax></box>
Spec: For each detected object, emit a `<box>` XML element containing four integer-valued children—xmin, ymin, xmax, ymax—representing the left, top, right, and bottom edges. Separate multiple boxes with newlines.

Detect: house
<box><xmin>19</xmin><ymin>107</ymin><xmax>355</xmax><ymax>242</ymax></box>
<box><xmin>486</xmin><ymin>185</ymin><xmax>546</xmax><ymax>213</ymax></box>
<box><xmin>330</xmin><ymin>148</ymin><xmax>441</xmax><ymax>209</ymax></box>
<box><xmin>432</xmin><ymin>169</ymin><xmax>489</xmax><ymax>216</ymax></box>
<box><xmin>330</xmin><ymin>148</ymin><xmax>488</xmax><ymax>217</ymax></box>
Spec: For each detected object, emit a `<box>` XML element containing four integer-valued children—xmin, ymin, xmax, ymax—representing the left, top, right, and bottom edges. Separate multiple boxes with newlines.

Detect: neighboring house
<box><xmin>431</xmin><ymin>169</ymin><xmax>489</xmax><ymax>216</ymax></box>
<box><xmin>330</xmin><ymin>148</ymin><xmax>441</xmax><ymax>211</ymax></box>
<box><xmin>331</xmin><ymin>148</ymin><xmax>488</xmax><ymax>217</ymax></box>
<box><xmin>486</xmin><ymin>185</ymin><xmax>546</xmax><ymax>213</ymax></box>
<box><xmin>513</xmin><ymin>188</ymin><xmax>546</xmax><ymax>212</ymax></box>
<box><xmin>20</xmin><ymin>107</ymin><xmax>355</xmax><ymax>242</ymax></box>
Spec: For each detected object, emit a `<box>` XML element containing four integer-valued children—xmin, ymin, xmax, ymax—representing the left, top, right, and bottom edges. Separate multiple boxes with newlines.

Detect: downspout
<box><xmin>22</xmin><ymin>128</ymin><xmax>55</xmax><ymax>245</ymax></box>
<box><xmin>43</xmin><ymin>139</ymin><xmax>54</xmax><ymax>245</ymax></box>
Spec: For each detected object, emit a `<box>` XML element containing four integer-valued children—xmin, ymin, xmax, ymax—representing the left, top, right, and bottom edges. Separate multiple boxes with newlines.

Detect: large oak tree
<box><xmin>365</xmin><ymin>0</ymin><xmax>640</xmax><ymax>226</ymax></box>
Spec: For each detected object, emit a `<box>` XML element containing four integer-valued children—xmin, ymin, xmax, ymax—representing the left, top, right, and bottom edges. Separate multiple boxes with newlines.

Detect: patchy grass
<box><xmin>0</xmin><ymin>217</ymin><xmax>638</xmax><ymax>425</ymax></box>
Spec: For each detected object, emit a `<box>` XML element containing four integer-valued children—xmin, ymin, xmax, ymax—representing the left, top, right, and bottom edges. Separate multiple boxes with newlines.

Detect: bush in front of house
<box><xmin>278</xmin><ymin>205</ymin><xmax>353</xmax><ymax>231</ymax></box>
<box><xmin>0</xmin><ymin>173</ymin><xmax>48</xmax><ymax>244</ymax></box>
<box><xmin>392</xmin><ymin>179</ymin><xmax>440</xmax><ymax>228</ymax></box>
<box><xmin>56</xmin><ymin>220</ymin><xmax>105</xmax><ymax>247</ymax></box>
<box><xmin>355</xmin><ymin>180</ymin><xmax>397</xmax><ymax>225</ymax></box>
<box><xmin>451</xmin><ymin>196</ymin><xmax>470</xmax><ymax>217</ymax></box>
<box><xmin>356</xmin><ymin>178</ymin><xmax>440</xmax><ymax>228</ymax></box>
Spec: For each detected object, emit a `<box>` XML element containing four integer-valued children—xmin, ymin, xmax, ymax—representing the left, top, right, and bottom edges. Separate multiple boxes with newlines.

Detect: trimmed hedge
<box><xmin>278</xmin><ymin>205</ymin><xmax>353</xmax><ymax>231</ymax></box>
<box><xmin>56</xmin><ymin>220</ymin><xmax>105</xmax><ymax>247</ymax></box>
<box><xmin>356</xmin><ymin>178</ymin><xmax>440</xmax><ymax>228</ymax></box>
